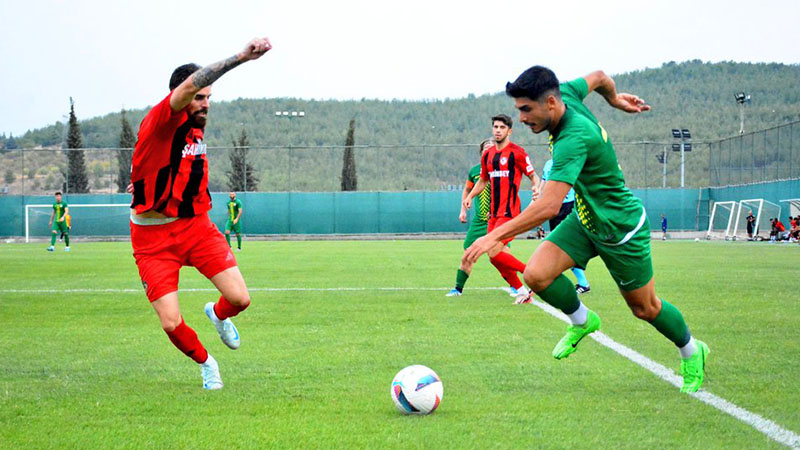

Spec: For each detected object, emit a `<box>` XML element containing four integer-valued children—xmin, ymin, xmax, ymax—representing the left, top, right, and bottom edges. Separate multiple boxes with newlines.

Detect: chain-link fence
<box><xmin>709</xmin><ymin>120</ymin><xmax>800</xmax><ymax>186</ymax></box>
<box><xmin>1</xmin><ymin>121</ymin><xmax>798</xmax><ymax>196</ymax></box>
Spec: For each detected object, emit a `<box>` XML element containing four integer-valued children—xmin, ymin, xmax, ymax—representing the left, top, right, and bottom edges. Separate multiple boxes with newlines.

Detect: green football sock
<box><xmin>64</xmin><ymin>233</ymin><xmax>69</xmax><ymax>246</ymax></box>
<box><xmin>50</xmin><ymin>233</ymin><xmax>56</xmax><ymax>246</ymax></box>
<box><xmin>236</xmin><ymin>234</ymin><xmax>242</xmax><ymax>249</ymax></box>
<box><xmin>455</xmin><ymin>269</ymin><xmax>469</xmax><ymax>292</ymax></box>
<box><xmin>225</xmin><ymin>233</ymin><xmax>231</xmax><ymax>247</ymax></box>
<box><xmin>650</xmin><ymin>299</ymin><xmax>691</xmax><ymax>347</ymax></box>
<box><xmin>536</xmin><ymin>274</ymin><xmax>580</xmax><ymax>314</ymax></box>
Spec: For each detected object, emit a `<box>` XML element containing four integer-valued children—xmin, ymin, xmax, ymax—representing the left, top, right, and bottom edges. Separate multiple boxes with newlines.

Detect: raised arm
<box><xmin>170</xmin><ymin>37</ymin><xmax>272</xmax><ymax>112</ymax></box>
<box><xmin>583</xmin><ymin>70</ymin><xmax>650</xmax><ymax>114</ymax></box>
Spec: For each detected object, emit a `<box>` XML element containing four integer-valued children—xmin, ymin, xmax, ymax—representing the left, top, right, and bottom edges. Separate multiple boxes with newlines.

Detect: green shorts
<box><xmin>225</xmin><ymin>220</ymin><xmax>242</xmax><ymax>234</ymax></box>
<box><xmin>52</xmin><ymin>220</ymin><xmax>68</xmax><ymax>233</ymax></box>
<box><xmin>545</xmin><ymin>212</ymin><xmax>653</xmax><ymax>291</ymax></box>
<box><xmin>463</xmin><ymin>220</ymin><xmax>488</xmax><ymax>249</ymax></box>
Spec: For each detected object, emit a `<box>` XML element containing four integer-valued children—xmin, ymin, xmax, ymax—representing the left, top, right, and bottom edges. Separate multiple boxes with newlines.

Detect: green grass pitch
<box><xmin>1</xmin><ymin>239</ymin><xmax>798</xmax><ymax>448</ymax></box>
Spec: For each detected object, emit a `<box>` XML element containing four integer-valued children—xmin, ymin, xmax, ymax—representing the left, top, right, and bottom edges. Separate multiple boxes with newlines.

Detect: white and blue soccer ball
<box><xmin>391</xmin><ymin>365</ymin><xmax>443</xmax><ymax>415</ymax></box>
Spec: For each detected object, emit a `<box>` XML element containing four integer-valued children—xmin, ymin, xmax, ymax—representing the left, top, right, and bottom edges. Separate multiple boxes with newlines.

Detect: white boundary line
<box><xmin>1</xmin><ymin>285</ymin><xmax>798</xmax><ymax>448</ymax></box>
<box><xmin>529</xmin><ymin>298</ymin><xmax>800</xmax><ymax>449</ymax></box>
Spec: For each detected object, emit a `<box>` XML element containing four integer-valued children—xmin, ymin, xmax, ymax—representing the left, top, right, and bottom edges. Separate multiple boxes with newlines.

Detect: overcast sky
<box><xmin>1</xmin><ymin>0</ymin><xmax>798</xmax><ymax>136</ymax></box>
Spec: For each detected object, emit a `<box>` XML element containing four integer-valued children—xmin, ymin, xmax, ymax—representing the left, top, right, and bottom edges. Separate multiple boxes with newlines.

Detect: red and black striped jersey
<box><xmin>480</xmin><ymin>142</ymin><xmax>534</xmax><ymax>218</ymax></box>
<box><xmin>130</xmin><ymin>92</ymin><xmax>212</xmax><ymax>218</ymax></box>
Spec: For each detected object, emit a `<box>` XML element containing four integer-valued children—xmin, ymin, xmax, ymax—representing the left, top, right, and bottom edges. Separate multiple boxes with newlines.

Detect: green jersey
<box><xmin>547</xmin><ymin>78</ymin><xmax>644</xmax><ymax>244</ymax></box>
<box><xmin>227</xmin><ymin>199</ymin><xmax>243</xmax><ymax>221</ymax></box>
<box><xmin>53</xmin><ymin>201</ymin><xmax>68</xmax><ymax>221</ymax></box>
<box><xmin>468</xmin><ymin>164</ymin><xmax>491</xmax><ymax>224</ymax></box>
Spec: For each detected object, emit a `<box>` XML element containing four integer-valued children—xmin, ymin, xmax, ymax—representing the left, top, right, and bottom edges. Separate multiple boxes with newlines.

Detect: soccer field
<box><xmin>1</xmin><ymin>239</ymin><xmax>798</xmax><ymax>449</ymax></box>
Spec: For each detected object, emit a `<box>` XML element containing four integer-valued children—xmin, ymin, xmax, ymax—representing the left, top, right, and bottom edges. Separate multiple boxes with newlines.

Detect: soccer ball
<box><xmin>695</xmin><ymin>238</ymin><xmax>700</xmax><ymax>242</ymax></box>
<box><xmin>391</xmin><ymin>365</ymin><xmax>443</xmax><ymax>415</ymax></box>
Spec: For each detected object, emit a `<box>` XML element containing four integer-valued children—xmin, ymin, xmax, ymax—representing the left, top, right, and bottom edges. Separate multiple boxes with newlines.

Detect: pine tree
<box><xmin>117</xmin><ymin>109</ymin><xmax>135</xmax><ymax>192</ymax></box>
<box><xmin>341</xmin><ymin>118</ymin><xmax>357</xmax><ymax>191</ymax></box>
<box><xmin>65</xmin><ymin>98</ymin><xmax>90</xmax><ymax>193</ymax></box>
<box><xmin>6</xmin><ymin>133</ymin><xmax>18</xmax><ymax>150</ymax></box>
<box><xmin>227</xmin><ymin>127</ymin><xmax>259</xmax><ymax>191</ymax></box>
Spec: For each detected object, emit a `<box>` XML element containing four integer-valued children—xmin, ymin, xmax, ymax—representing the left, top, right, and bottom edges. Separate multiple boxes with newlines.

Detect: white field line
<box><xmin>530</xmin><ymin>298</ymin><xmax>800</xmax><ymax>450</ymax></box>
<box><xmin>1</xmin><ymin>285</ymin><xmax>798</xmax><ymax>448</ymax></box>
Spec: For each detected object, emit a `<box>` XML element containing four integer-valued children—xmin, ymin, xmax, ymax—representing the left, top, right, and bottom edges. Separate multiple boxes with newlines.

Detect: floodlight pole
<box><xmin>662</xmin><ymin>146</ymin><xmax>667</xmax><ymax>188</ymax></box>
<box><xmin>681</xmin><ymin>141</ymin><xmax>685</xmax><ymax>188</ymax></box>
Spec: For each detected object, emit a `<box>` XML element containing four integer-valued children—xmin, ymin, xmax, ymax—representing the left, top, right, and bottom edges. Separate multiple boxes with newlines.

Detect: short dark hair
<box><xmin>478</xmin><ymin>138</ymin><xmax>493</xmax><ymax>155</ymax></box>
<box><xmin>491</xmin><ymin>114</ymin><xmax>513</xmax><ymax>128</ymax></box>
<box><xmin>505</xmin><ymin>65</ymin><xmax>560</xmax><ymax>102</ymax></box>
<box><xmin>55</xmin><ymin>191</ymin><xmax>62</xmax><ymax>196</ymax></box>
<box><xmin>169</xmin><ymin>63</ymin><xmax>201</xmax><ymax>91</ymax></box>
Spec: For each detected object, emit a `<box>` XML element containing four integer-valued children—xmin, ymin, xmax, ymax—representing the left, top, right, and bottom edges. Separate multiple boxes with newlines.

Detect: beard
<box><xmin>188</xmin><ymin>109</ymin><xmax>208</xmax><ymax>128</ymax></box>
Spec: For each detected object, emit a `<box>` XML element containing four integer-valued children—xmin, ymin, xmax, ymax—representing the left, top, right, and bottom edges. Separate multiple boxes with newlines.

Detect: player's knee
<box><xmin>160</xmin><ymin>316</ymin><xmax>182</xmax><ymax>332</ymax></box>
<box><xmin>52</xmin><ymin>230</ymin><xmax>57</xmax><ymax>234</ymax></box>
<box><xmin>523</xmin><ymin>268</ymin><xmax>550</xmax><ymax>292</ymax></box>
<box><xmin>224</xmin><ymin>230</ymin><xmax>230</xmax><ymax>235</ymax></box>
<box><xmin>628</xmin><ymin>301</ymin><xmax>659</xmax><ymax>321</ymax></box>
<box><xmin>228</xmin><ymin>291</ymin><xmax>250</xmax><ymax>308</ymax></box>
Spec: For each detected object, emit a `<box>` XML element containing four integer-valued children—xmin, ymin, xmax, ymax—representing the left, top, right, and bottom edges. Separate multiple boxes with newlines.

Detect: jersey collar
<box><xmin>550</xmin><ymin>104</ymin><xmax>571</xmax><ymax>141</ymax></box>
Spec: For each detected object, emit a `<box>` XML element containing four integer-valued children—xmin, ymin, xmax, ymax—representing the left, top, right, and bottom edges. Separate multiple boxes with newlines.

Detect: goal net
<box><xmin>732</xmin><ymin>199</ymin><xmax>781</xmax><ymax>241</ymax></box>
<box><xmin>706</xmin><ymin>201</ymin><xmax>737</xmax><ymax>240</ymax></box>
<box><xmin>25</xmin><ymin>203</ymin><xmax>131</xmax><ymax>242</ymax></box>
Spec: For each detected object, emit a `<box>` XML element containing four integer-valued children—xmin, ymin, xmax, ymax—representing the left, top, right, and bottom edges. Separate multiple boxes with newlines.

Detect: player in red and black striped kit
<box><xmin>464</xmin><ymin>114</ymin><xmax>540</xmax><ymax>304</ymax></box>
<box><xmin>129</xmin><ymin>36</ymin><xmax>272</xmax><ymax>390</ymax></box>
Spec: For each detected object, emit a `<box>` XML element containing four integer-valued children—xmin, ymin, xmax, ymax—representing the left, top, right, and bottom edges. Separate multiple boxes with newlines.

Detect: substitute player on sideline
<box><xmin>447</xmin><ymin>138</ymin><xmax>518</xmax><ymax>298</ymax></box>
<box><xmin>225</xmin><ymin>192</ymin><xmax>244</xmax><ymax>251</ymax></box>
<box><xmin>463</xmin><ymin>114</ymin><xmax>540</xmax><ymax>304</ymax></box>
<box><xmin>538</xmin><ymin>158</ymin><xmax>590</xmax><ymax>294</ymax></box>
<box><xmin>47</xmin><ymin>191</ymin><xmax>70</xmax><ymax>252</ymax></box>
<box><xmin>464</xmin><ymin>67</ymin><xmax>708</xmax><ymax>392</ymax></box>
<box><xmin>130</xmin><ymin>37</ymin><xmax>272</xmax><ymax>390</ymax></box>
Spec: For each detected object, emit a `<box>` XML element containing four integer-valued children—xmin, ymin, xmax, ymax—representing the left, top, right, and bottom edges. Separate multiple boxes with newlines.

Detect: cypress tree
<box><xmin>65</xmin><ymin>98</ymin><xmax>90</xmax><ymax>193</ymax></box>
<box><xmin>227</xmin><ymin>127</ymin><xmax>259</xmax><ymax>191</ymax></box>
<box><xmin>341</xmin><ymin>118</ymin><xmax>357</xmax><ymax>191</ymax></box>
<box><xmin>117</xmin><ymin>109</ymin><xmax>135</xmax><ymax>192</ymax></box>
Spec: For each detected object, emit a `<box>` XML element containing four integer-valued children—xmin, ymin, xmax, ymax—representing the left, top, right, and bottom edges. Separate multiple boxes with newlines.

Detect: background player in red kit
<box><xmin>464</xmin><ymin>114</ymin><xmax>540</xmax><ymax>304</ymax></box>
<box><xmin>129</xmin><ymin>36</ymin><xmax>272</xmax><ymax>390</ymax></box>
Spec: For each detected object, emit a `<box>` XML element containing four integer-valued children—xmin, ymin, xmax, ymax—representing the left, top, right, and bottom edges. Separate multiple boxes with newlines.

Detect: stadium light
<box><xmin>671</xmin><ymin>128</ymin><xmax>691</xmax><ymax>188</ymax></box>
<box><xmin>276</xmin><ymin>111</ymin><xmax>306</xmax><ymax>119</ymax></box>
<box><xmin>735</xmin><ymin>92</ymin><xmax>751</xmax><ymax>134</ymax></box>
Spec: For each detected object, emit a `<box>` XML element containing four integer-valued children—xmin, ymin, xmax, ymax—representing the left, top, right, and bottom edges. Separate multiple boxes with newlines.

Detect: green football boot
<box><xmin>552</xmin><ymin>310</ymin><xmax>601</xmax><ymax>359</ymax></box>
<box><xmin>680</xmin><ymin>339</ymin><xmax>710</xmax><ymax>393</ymax></box>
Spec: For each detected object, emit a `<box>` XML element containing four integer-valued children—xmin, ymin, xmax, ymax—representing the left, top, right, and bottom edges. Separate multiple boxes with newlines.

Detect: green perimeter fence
<box><xmin>3</xmin><ymin>178</ymin><xmax>799</xmax><ymax>239</ymax></box>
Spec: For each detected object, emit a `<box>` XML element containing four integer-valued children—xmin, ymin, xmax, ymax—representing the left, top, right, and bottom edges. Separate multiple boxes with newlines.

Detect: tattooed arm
<box><xmin>170</xmin><ymin>36</ymin><xmax>272</xmax><ymax>111</ymax></box>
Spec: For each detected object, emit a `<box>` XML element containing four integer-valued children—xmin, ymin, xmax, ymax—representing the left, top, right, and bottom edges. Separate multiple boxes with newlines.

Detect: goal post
<box><xmin>732</xmin><ymin>199</ymin><xmax>781</xmax><ymax>241</ymax></box>
<box><xmin>706</xmin><ymin>201</ymin><xmax>737</xmax><ymax>240</ymax></box>
<box><xmin>25</xmin><ymin>203</ymin><xmax>131</xmax><ymax>243</ymax></box>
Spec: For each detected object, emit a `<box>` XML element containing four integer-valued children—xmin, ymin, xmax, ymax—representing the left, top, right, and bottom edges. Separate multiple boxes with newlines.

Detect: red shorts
<box><xmin>488</xmin><ymin>216</ymin><xmax>516</xmax><ymax>245</ymax></box>
<box><xmin>131</xmin><ymin>213</ymin><xmax>237</xmax><ymax>302</ymax></box>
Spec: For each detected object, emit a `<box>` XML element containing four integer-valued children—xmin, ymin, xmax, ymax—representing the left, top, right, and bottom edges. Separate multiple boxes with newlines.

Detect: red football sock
<box><xmin>165</xmin><ymin>318</ymin><xmax>208</xmax><ymax>364</ymax></box>
<box><xmin>213</xmin><ymin>295</ymin><xmax>249</xmax><ymax>321</ymax></box>
<box><xmin>490</xmin><ymin>257</ymin><xmax>524</xmax><ymax>289</ymax></box>
<box><xmin>491</xmin><ymin>251</ymin><xmax>526</xmax><ymax>273</ymax></box>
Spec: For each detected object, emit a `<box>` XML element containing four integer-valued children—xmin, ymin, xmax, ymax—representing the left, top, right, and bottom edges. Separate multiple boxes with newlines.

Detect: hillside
<box><xmin>2</xmin><ymin>60</ymin><xmax>799</xmax><ymax>192</ymax></box>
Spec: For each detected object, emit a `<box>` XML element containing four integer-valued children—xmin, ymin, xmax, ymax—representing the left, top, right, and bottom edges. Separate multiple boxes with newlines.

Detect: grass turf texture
<box><xmin>1</xmin><ymin>240</ymin><xmax>798</xmax><ymax>449</ymax></box>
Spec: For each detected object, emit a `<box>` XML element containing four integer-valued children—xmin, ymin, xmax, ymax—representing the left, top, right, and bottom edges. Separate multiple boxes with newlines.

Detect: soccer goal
<box><xmin>732</xmin><ymin>199</ymin><xmax>781</xmax><ymax>241</ymax></box>
<box><xmin>25</xmin><ymin>203</ymin><xmax>131</xmax><ymax>242</ymax></box>
<box><xmin>706</xmin><ymin>201</ymin><xmax>737</xmax><ymax>240</ymax></box>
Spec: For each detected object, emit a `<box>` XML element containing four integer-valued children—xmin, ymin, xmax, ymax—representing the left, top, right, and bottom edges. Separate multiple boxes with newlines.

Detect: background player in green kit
<box><xmin>224</xmin><ymin>192</ymin><xmax>244</xmax><ymax>251</ymax></box>
<box><xmin>447</xmin><ymin>139</ymin><xmax>518</xmax><ymax>298</ymax></box>
<box><xmin>464</xmin><ymin>66</ymin><xmax>709</xmax><ymax>393</ymax></box>
<box><xmin>47</xmin><ymin>191</ymin><xmax>70</xmax><ymax>252</ymax></box>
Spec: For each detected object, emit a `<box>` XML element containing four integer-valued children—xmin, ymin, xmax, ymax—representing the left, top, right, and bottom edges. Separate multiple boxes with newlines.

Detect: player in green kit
<box><xmin>47</xmin><ymin>191</ymin><xmax>70</xmax><ymax>252</ymax></box>
<box><xmin>224</xmin><ymin>192</ymin><xmax>244</xmax><ymax>251</ymax></box>
<box><xmin>447</xmin><ymin>139</ymin><xmax>518</xmax><ymax>298</ymax></box>
<box><xmin>464</xmin><ymin>66</ymin><xmax>709</xmax><ymax>393</ymax></box>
